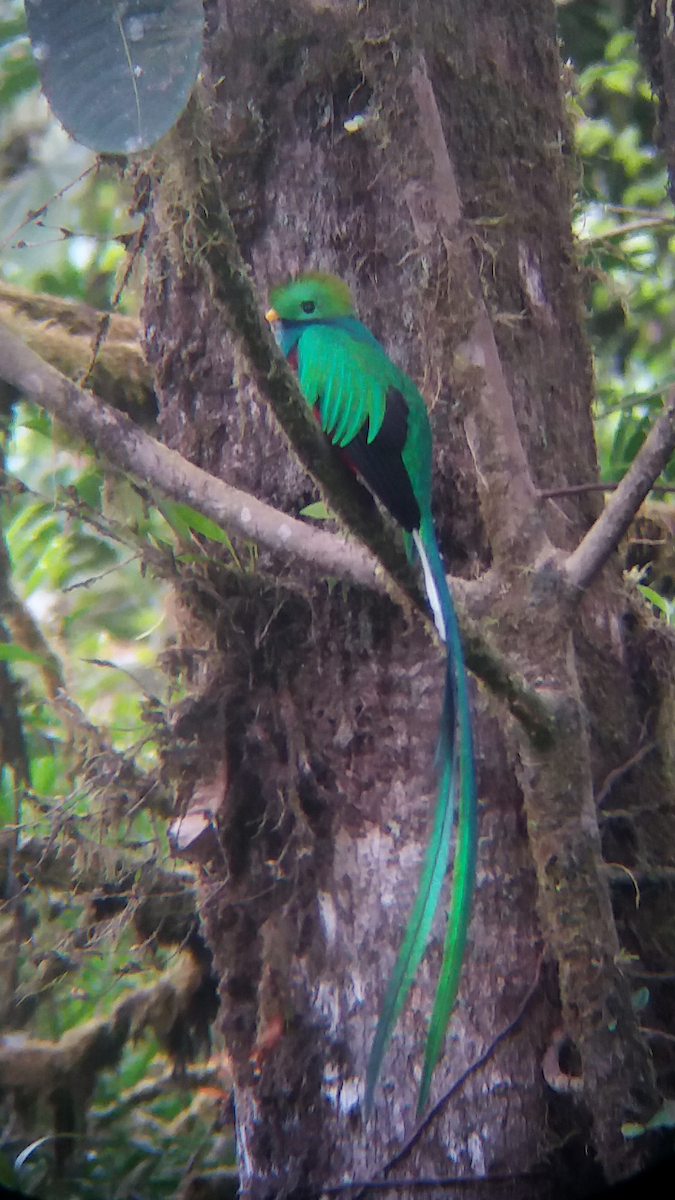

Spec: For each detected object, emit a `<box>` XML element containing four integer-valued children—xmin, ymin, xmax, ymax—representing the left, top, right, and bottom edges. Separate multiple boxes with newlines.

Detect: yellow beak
<box><xmin>265</xmin><ymin>307</ymin><xmax>279</xmax><ymax>323</ymax></box>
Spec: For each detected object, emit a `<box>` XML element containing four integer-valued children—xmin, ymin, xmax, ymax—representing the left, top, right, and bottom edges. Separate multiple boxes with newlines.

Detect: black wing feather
<box><xmin>342</xmin><ymin>387</ymin><xmax>421</xmax><ymax>532</ymax></box>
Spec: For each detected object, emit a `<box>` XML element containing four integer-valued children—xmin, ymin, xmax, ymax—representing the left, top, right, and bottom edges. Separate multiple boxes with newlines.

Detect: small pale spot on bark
<box><xmin>467</xmin><ymin>1131</ymin><xmax>486</xmax><ymax>1175</ymax></box>
<box><xmin>456</xmin><ymin>339</ymin><xmax>486</xmax><ymax>369</ymax></box>
<box><xmin>518</xmin><ymin>242</ymin><xmax>554</xmax><ymax>325</ymax></box>
<box><xmin>338</xmin><ymin>1077</ymin><xmax>361</xmax><ymax>1114</ymax></box>
<box><xmin>26</xmin><ymin>372</ymin><xmax>45</xmax><ymax>396</ymax></box>
<box><xmin>318</xmin><ymin>890</ymin><xmax>337</xmax><ymax>948</ymax></box>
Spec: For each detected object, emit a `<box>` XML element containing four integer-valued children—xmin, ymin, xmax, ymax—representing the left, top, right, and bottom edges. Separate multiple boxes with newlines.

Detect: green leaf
<box><xmin>30</xmin><ymin>755</ymin><xmax>57</xmax><ymax>796</ymax></box>
<box><xmin>159</xmin><ymin>502</ymin><xmax>237</xmax><ymax>561</ymax></box>
<box><xmin>300</xmin><ymin>501</ymin><xmax>333</xmax><ymax>520</ymax></box>
<box><xmin>0</xmin><ymin>644</ymin><xmax>45</xmax><ymax>665</ymax></box>
<box><xmin>15</xmin><ymin>414</ymin><xmax>52</xmax><ymax>437</ymax></box>
<box><xmin>621</xmin><ymin>1122</ymin><xmax>645</xmax><ymax>1140</ymax></box>
<box><xmin>638</xmin><ymin>585</ymin><xmax>671</xmax><ymax>618</ymax></box>
<box><xmin>24</xmin><ymin>0</ymin><xmax>204</xmax><ymax>153</ymax></box>
<box><xmin>0</xmin><ymin>35</ymin><xmax>39</xmax><ymax>108</ymax></box>
<box><xmin>170</xmin><ymin>504</ymin><xmax>232</xmax><ymax>546</ymax></box>
<box><xmin>75</xmin><ymin>466</ymin><xmax>104</xmax><ymax>510</ymax></box>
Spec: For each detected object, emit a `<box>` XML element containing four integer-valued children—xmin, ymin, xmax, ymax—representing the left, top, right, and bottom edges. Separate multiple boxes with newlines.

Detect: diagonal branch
<box><xmin>0</xmin><ymin>281</ymin><xmax>155</xmax><ymax>421</ymax></box>
<box><xmin>0</xmin><ymin>320</ymin><xmax>553</xmax><ymax>744</ymax></box>
<box><xmin>564</xmin><ymin>389</ymin><xmax>675</xmax><ymax>592</ymax></box>
<box><xmin>0</xmin><ymin>319</ymin><xmax>383</xmax><ymax>592</ymax></box>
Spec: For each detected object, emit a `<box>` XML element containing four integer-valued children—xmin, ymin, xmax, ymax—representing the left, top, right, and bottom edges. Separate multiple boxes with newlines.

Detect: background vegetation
<box><xmin>0</xmin><ymin>0</ymin><xmax>673</xmax><ymax>1195</ymax></box>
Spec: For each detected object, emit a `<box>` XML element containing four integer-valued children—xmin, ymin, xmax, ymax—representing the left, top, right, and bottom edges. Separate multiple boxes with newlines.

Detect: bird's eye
<box><xmin>301</xmin><ymin>300</ymin><xmax>316</xmax><ymax>314</ymax></box>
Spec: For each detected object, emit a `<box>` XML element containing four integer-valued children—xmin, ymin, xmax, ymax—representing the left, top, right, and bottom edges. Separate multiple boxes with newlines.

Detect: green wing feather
<box><xmin>298</xmin><ymin>323</ymin><xmax>394</xmax><ymax>447</ymax></box>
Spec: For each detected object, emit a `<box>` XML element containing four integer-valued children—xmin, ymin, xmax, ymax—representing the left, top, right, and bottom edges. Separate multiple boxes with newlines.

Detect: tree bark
<box><xmin>139</xmin><ymin>0</ymin><xmax>675</xmax><ymax>1195</ymax></box>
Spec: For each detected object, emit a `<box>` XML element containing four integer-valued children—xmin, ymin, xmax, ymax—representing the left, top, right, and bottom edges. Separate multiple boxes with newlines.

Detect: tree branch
<box><xmin>16</xmin><ymin>833</ymin><xmax>195</xmax><ymax>906</ymax></box>
<box><xmin>455</xmin><ymin>601</ymin><xmax>554</xmax><ymax>747</ymax></box>
<box><xmin>0</xmin><ymin>281</ymin><xmax>156</xmax><ymax>421</ymax></box>
<box><xmin>0</xmin><ymin>302</ymin><xmax>555</xmax><ymax>745</ymax></box>
<box><xmin>0</xmin><ymin>950</ymin><xmax>213</xmax><ymax>1136</ymax></box>
<box><xmin>539</xmin><ymin>481</ymin><xmax>675</xmax><ymax>498</ymax></box>
<box><xmin>91</xmin><ymin>1065</ymin><xmax>227</xmax><ymax>1126</ymax></box>
<box><xmin>0</xmin><ymin>468</ymin><xmax>30</xmax><ymax>783</ymax></box>
<box><xmin>564</xmin><ymin>390</ymin><xmax>675</xmax><ymax>592</ymax></box>
<box><xmin>0</xmin><ymin>319</ymin><xmax>384</xmax><ymax>592</ymax></box>
<box><xmin>0</xmin><ymin>281</ymin><xmax>139</xmax><ymax>342</ymax></box>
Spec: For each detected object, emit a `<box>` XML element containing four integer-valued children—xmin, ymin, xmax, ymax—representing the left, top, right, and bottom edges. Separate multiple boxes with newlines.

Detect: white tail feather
<box><xmin>412</xmin><ymin>529</ymin><xmax>446</xmax><ymax>643</ymax></box>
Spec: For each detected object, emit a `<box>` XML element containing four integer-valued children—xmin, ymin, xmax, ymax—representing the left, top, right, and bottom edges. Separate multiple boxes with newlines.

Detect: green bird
<box><xmin>265</xmin><ymin>272</ymin><xmax>476</xmax><ymax>1115</ymax></box>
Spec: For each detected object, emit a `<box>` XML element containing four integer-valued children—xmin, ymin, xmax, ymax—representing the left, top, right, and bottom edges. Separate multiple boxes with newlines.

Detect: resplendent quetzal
<box><xmin>265</xmin><ymin>272</ymin><xmax>476</xmax><ymax>1115</ymax></box>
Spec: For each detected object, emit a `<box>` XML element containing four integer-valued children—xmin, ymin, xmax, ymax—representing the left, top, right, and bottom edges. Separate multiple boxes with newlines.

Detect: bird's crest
<box><xmin>269</xmin><ymin>272</ymin><xmax>355</xmax><ymax>321</ymax></box>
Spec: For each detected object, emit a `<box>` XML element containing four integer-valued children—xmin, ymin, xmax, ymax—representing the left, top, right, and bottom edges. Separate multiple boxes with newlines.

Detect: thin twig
<box><xmin>539</xmin><ymin>481</ymin><xmax>675</xmax><ymax>498</ymax></box>
<box><xmin>603</xmin><ymin>862</ymin><xmax>640</xmax><ymax>908</ymax></box>
<box><xmin>564</xmin><ymin>391</ymin><xmax>675</xmax><ymax>592</ymax></box>
<box><xmin>539</xmin><ymin>482</ymin><xmax>616</xmax><ymax>498</ymax></box>
<box><xmin>61</xmin><ymin>553</ymin><xmax>141</xmax><ymax>592</ymax></box>
<box><xmin>605</xmin><ymin>203</ymin><xmax>674</xmax><ymax>218</ymax></box>
<box><xmin>92</xmin><ymin>1065</ymin><xmax>224</xmax><ymax>1125</ymax></box>
<box><xmin>595</xmin><ymin>742</ymin><xmax>658</xmax><ymax>808</ymax></box>
<box><xmin>620</xmin><ymin>968</ymin><xmax>675</xmax><ymax>981</ymax></box>
<box><xmin>324</xmin><ymin>955</ymin><xmax>544</xmax><ymax>1200</ymax></box>
<box><xmin>580</xmin><ymin>216</ymin><xmax>673</xmax><ymax>244</ymax></box>
<box><xmin>83</xmin><ymin>225</ymin><xmax>146</xmax><ymax>392</ymax></box>
<box><xmin>605</xmin><ymin>864</ymin><xmax>675</xmax><ymax>887</ymax></box>
<box><xmin>0</xmin><ymin>165</ymin><xmax>96</xmax><ymax>254</ymax></box>
<box><xmin>639</xmin><ymin>1027</ymin><xmax>675</xmax><ymax>1043</ymax></box>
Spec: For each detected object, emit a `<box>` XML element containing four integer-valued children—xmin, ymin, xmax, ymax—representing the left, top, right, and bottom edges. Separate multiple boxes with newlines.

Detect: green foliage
<box><xmin>5</xmin><ymin>406</ymin><xmax>170</xmax><ymax>747</ymax></box>
<box><xmin>561</xmin><ymin>2</ymin><xmax>675</xmax><ymax>488</ymax></box>
<box><xmin>0</xmin><ymin>9</ymin><xmax>38</xmax><ymax>109</ymax></box>
<box><xmin>16</xmin><ymin>1074</ymin><xmax>235</xmax><ymax>1200</ymax></box>
<box><xmin>0</xmin><ymin>643</ymin><xmax>44</xmax><ymax>663</ymax></box>
<box><xmin>0</xmin><ymin>4</ymin><xmax>140</xmax><ymax>307</ymax></box>
<box><xmin>0</xmin><ymin>405</ymin><xmax>232</xmax><ymax>1198</ymax></box>
<box><xmin>637</xmin><ymin>583</ymin><xmax>675</xmax><ymax>622</ymax></box>
<box><xmin>300</xmin><ymin>500</ymin><xmax>333</xmax><ymax>520</ymax></box>
<box><xmin>160</xmin><ymin>500</ymin><xmax>240</xmax><ymax>559</ymax></box>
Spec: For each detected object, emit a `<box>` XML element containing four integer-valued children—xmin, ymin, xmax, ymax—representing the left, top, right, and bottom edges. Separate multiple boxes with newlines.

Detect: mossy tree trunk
<box><xmin>140</xmin><ymin>1</ymin><xmax>675</xmax><ymax>1195</ymax></box>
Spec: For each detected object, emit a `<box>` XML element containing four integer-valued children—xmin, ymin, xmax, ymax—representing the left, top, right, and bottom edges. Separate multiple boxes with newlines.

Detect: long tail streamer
<box><xmin>364</xmin><ymin>521</ymin><xmax>476</xmax><ymax>1116</ymax></box>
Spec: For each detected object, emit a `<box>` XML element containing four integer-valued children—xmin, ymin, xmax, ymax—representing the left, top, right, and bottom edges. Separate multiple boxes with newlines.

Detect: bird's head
<box><xmin>266</xmin><ymin>272</ymin><xmax>355</xmax><ymax>324</ymax></box>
